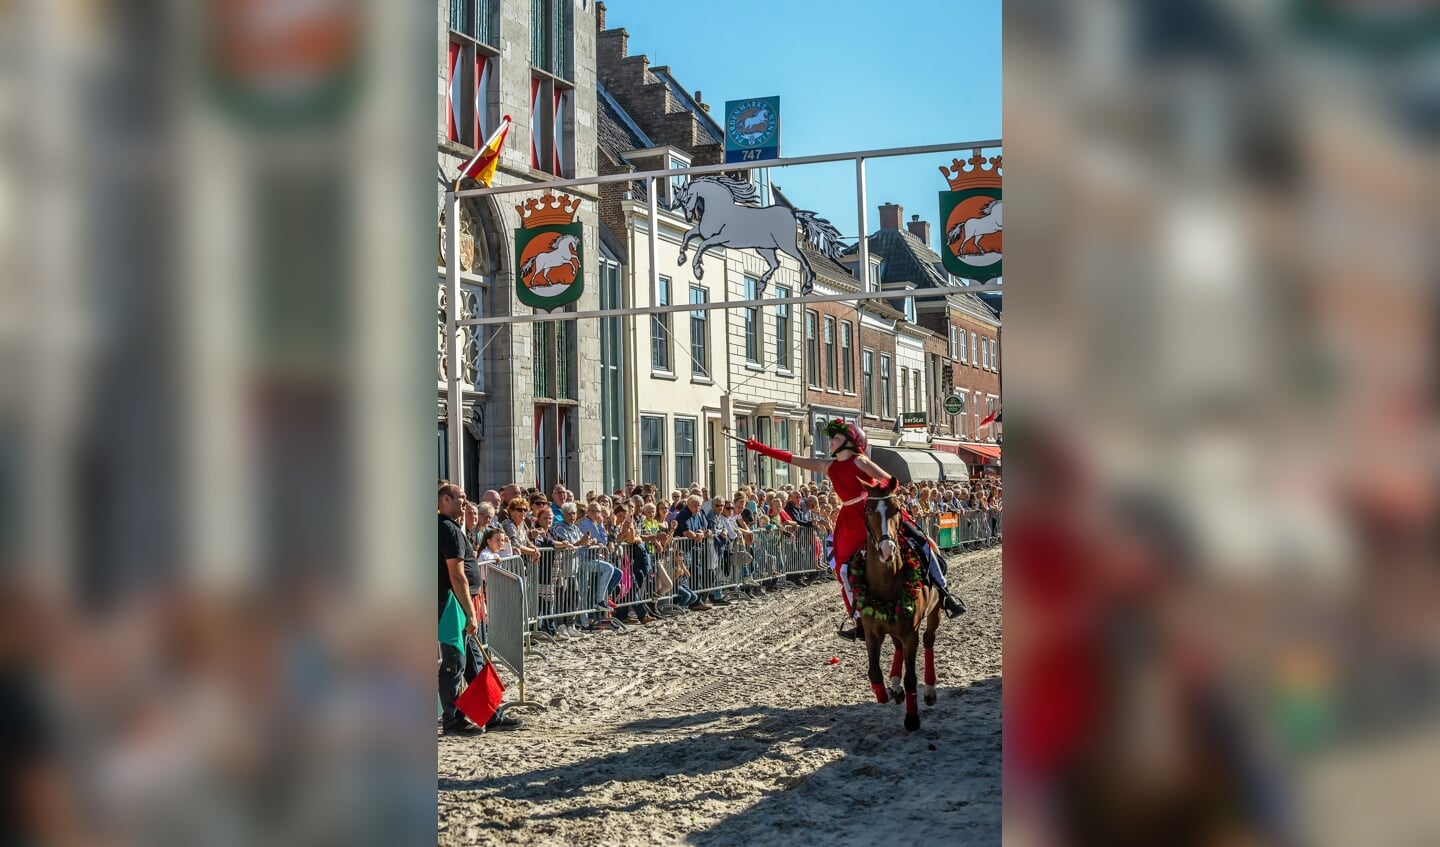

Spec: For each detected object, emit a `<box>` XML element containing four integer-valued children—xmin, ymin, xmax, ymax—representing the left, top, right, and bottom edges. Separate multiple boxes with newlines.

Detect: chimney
<box><xmin>694</xmin><ymin>90</ymin><xmax>708</xmax><ymax>112</ymax></box>
<box><xmin>596</xmin><ymin>1</ymin><xmax>606</xmax><ymax>30</ymax></box>
<box><xmin>906</xmin><ymin>214</ymin><xmax>931</xmax><ymax>248</ymax></box>
<box><xmin>878</xmin><ymin>202</ymin><xmax>904</xmax><ymax>231</ymax></box>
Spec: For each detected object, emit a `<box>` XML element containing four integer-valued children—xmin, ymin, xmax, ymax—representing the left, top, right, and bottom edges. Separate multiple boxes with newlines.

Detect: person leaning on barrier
<box><xmin>612</xmin><ymin>503</ymin><xmax>659</xmax><ymax>624</ymax></box>
<box><xmin>558</xmin><ymin>502</ymin><xmax>621</xmax><ymax>628</ymax></box>
<box><xmin>675</xmin><ymin>494</ymin><xmax>722</xmax><ymax>607</ymax></box>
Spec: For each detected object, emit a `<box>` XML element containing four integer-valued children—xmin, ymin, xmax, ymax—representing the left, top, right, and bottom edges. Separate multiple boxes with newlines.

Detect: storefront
<box><xmin>955</xmin><ymin>442</ymin><xmax>1002</xmax><ymax>479</ymax></box>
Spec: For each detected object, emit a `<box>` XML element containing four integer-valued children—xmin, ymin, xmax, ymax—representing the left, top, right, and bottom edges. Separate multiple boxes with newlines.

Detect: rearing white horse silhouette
<box><xmin>671</xmin><ymin>176</ymin><xmax>844</xmax><ymax>296</ymax></box>
<box><xmin>520</xmin><ymin>234</ymin><xmax>580</xmax><ymax>288</ymax></box>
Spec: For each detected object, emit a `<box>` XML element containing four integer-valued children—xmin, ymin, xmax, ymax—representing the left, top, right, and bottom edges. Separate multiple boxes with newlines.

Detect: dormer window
<box><xmin>668</xmin><ymin>154</ymin><xmax>689</xmax><ymax>206</ymax></box>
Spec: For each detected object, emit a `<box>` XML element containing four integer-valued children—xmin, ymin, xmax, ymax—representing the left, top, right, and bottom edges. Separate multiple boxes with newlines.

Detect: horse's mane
<box><xmin>695</xmin><ymin>175</ymin><xmax>761</xmax><ymax>207</ymax></box>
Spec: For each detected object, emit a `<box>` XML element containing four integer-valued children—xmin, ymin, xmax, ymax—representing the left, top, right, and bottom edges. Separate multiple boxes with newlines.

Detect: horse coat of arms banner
<box><xmin>514</xmin><ymin>195</ymin><xmax>584</xmax><ymax>311</ymax></box>
<box><xmin>938</xmin><ymin>152</ymin><xmax>1002</xmax><ymax>283</ymax></box>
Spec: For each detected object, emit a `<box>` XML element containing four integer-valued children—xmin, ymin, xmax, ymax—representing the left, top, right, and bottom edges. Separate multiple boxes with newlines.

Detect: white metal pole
<box><xmin>647</xmin><ymin>176</ymin><xmax>658</xmax><ymax>320</ymax></box>
<box><xmin>445</xmin><ymin>188</ymin><xmax>464</xmax><ymax>491</ymax></box>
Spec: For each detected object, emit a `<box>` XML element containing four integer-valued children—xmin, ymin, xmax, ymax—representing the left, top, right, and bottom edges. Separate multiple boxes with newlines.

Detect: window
<box><xmin>992</xmin><ymin>338</ymin><xmax>999</xmax><ymax>371</ymax></box>
<box><xmin>743</xmin><ymin>276</ymin><xmax>762</xmax><ymax>365</ymax></box>
<box><xmin>959</xmin><ymin>329</ymin><xmax>968</xmax><ymax>363</ymax></box>
<box><xmin>688</xmin><ymin>285</ymin><xmax>708</xmax><ymax>378</ymax></box>
<box><xmin>773</xmin><ymin>419</ymin><xmax>791</xmax><ymax>487</ymax></box>
<box><xmin>754</xmin><ymin>417</ymin><xmax>771</xmax><ymax>488</ymax></box>
<box><xmin>805</xmin><ymin>311</ymin><xmax>820</xmax><ymax>388</ymax></box>
<box><xmin>641</xmin><ymin>416</ymin><xmax>665</xmax><ymax>489</ymax></box>
<box><xmin>447</xmin><ymin>3</ymin><xmax>499</xmax><ymax>148</ymax></box>
<box><xmin>532</xmin><ymin>319</ymin><xmax>575</xmax><ymax>399</ymax></box>
<box><xmin>949</xmin><ymin>324</ymin><xmax>959</xmax><ymax>359</ymax></box>
<box><xmin>823</xmin><ymin>316</ymin><xmax>837</xmax><ymax>390</ymax></box>
<box><xmin>530</xmin><ymin>76</ymin><xmax>574</xmax><ymax>177</ymax></box>
<box><xmin>862</xmin><ymin>350</ymin><xmax>874</xmax><ymax>414</ymax></box>
<box><xmin>599</xmin><ymin>254</ymin><xmax>625</xmax><ymax>493</ymax></box>
<box><xmin>651</xmin><ymin>277</ymin><xmax>671</xmax><ymax>372</ymax></box>
<box><xmin>880</xmin><ymin>355</ymin><xmax>892</xmax><ymax>418</ymax></box>
<box><xmin>913</xmin><ymin>369</ymin><xmax>922</xmax><ymax>412</ymax></box>
<box><xmin>775</xmin><ymin>286</ymin><xmax>792</xmax><ymax>371</ymax></box>
<box><xmin>973</xmin><ymin>391</ymin><xmax>981</xmax><ymax>432</ymax></box>
<box><xmin>901</xmin><ymin>368</ymin><xmax>909</xmax><ymax>414</ymax></box>
<box><xmin>869</xmin><ymin>262</ymin><xmax>881</xmax><ymax>291</ymax></box>
<box><xmin>674</xmin><ymin>418</ymin><xmax>696</xmax><ymax>489</ymax></box>
<box><xmin>734</xmin><ymin>416</ymin><xmax>750</xmax><ymax>487</ymax></box>
<box><xmin>530</xmin><ymin>0</ymin><xmax>571</xmax><ymax>79</ymax></box>
<box><xmin>668</xmin><ymin>155</ymin><xmax>689</xmax><ymax>207</ymax></box>
<box><xmin>970</xmin><ymin>333</ymin><xmax>978</xmax><ymax>367</ymax></box>
<box><xmin>905</xmin><ymin>297</ymin><xmax>916</xmax><ymax>323</ymax></box>
<box><xmin>841</xmin><ymin>321</ymin><xmax>854</xmax><ymax>392</ymax></box>
<box><xmin>450</xmin><ymin>0</ymin><xmax>498</xmax><ymax>46</ymax></box>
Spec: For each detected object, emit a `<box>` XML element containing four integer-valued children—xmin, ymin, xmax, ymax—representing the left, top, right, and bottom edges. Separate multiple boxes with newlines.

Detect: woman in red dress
<box><xmin>747</xmin><ymin>419</ymin><xmax>898</xmax><ymax>639</ymax></box>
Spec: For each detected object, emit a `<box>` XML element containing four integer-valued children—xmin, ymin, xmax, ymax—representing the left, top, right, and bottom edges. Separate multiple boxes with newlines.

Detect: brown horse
<box><xmin>857</xmin><ymin>477</ymin><xmax>943</xmax><ymax>732</ymax></box>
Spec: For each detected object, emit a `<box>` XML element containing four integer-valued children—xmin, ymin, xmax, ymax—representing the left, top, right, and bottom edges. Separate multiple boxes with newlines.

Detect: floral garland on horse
<box><xmin>845</xmin><ymin>541</ymin><xmax>926</xmax><ymax>624</ymax></box>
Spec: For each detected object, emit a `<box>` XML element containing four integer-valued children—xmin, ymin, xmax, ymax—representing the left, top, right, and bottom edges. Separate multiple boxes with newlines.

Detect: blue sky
<box><xmin>598</xmin><ymin>0</ymin><xmax>1002</xmax><ymax>253</ymax></box>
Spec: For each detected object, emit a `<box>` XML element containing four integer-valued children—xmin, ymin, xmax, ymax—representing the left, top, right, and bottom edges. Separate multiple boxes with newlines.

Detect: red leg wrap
<box><xmin>924</xmin><ymin>648</ymin><xmax>937</xmax><ymax>687</ymax></box>
<box><xmin>905</xmin><ymin>691</ymin><xmax>919</xmax><ymax>714</ymax></box>
<box><xmin>871</xmin><ymin>682</ymin><xmax>888</xmax><ymax>703</ymax></box>
<box><xmin>889</xmin><ymin>650</ymin><xmax>904</xmax><ymax>679</ymax></box>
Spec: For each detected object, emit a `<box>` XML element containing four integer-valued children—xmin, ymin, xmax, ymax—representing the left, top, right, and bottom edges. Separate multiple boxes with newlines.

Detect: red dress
<box><xmin>826</xmin><ymin>455</ymin><xmax>874</xmax><ymax>568</ymax></box>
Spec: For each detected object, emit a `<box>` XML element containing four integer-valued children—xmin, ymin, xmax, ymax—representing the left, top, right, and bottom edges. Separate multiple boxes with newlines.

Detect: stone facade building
<box><xmin>437</xmin><ymin>0</ymin><xmax>601</xmax><ymax>496</ymax></box>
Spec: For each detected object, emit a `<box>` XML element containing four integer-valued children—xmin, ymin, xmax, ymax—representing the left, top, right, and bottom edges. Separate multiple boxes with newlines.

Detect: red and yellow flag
<box><xmin>456</xmin><ymin>114</ymin><xmax>511</xmax><ymax>187</ymax></box>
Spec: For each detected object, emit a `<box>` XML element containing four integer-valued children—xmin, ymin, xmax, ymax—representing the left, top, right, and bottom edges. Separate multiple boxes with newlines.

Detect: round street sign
<box><xmin>944</xmin><ymin>395</ymin><xmax>963</xmax><ymax>416</ymax></box>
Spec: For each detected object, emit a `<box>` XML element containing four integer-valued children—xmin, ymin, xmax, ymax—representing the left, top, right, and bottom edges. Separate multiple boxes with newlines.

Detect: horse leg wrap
<box><xmin>871</xmin><ymin>682</ymin><xmax>889</xmax><ymax>703</ymax></box>
<box><xmin>889</xmin><ymin>651</ymin><xmax>905</xmax><ymax>679</ymax></box>
<box><xmin>905</xmin><ymin>691</ymin><xmax>919</xmax><ymax>715</ymax></box>
<box><xmin>924</xmin><ymin>648</ymin><xmax>937</xmax><ymax>687</ymax></box>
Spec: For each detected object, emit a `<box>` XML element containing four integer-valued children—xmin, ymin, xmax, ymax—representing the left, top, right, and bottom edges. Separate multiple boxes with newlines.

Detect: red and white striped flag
<box><xmin>456</xmin><ymin>114</ymin><xmax>511</xmax><ymax>187</ymax></box>
<box><xmin>979</xmin><ymin>407</ymin><xmax>1001</xmax><ymax>427</ymax></box>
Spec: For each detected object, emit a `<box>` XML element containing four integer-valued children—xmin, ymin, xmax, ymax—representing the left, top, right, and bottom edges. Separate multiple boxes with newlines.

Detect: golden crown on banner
<box><xmin>939</xmin><ymin>152</ymin><xmax>1003</xmax><ymax>191</ymax></box>
<box><xmin>515</xmin><ymin>194</ymin><xmax>582</xmax><ymax>227</ymax></box>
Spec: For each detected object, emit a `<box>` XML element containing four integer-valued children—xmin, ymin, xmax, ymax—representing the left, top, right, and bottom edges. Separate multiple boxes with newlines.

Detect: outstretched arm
<box><xmin>744</xmin><ymin>438</ymin><xmax>832</xmax><ymax>475</ymax></box>
<box><xmin>853</xmin><ymin>454</ymin><xmax>891</xmax><ymax>485</ymax></box>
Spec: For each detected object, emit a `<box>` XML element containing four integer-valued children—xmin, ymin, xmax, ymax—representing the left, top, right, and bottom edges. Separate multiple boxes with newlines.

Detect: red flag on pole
<box><xmin>979</xmin><ymin>407</ymin><xmax>1000</xmax><ymax>427</ymax></box>
<box><xmin>456</xmin><ymin>115</ymin><xmax>511</xmax><ymax>187</ymax></box>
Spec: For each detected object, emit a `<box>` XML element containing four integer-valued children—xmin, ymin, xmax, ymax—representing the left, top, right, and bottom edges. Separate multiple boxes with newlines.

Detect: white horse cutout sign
<box><xmin>669</xmin><ymin>175</ymin><xmax>845</xmax><ymax>296</ymax></box>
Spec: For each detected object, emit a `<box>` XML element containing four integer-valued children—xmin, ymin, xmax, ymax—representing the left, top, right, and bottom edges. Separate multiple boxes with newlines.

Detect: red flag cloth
<box><xmin>456</xmin><ymin>660</ymin><xmax>506</xmax><ymax>728</ymax></box>
<box><xmin>980</xmin><ymin>408</ymin><xmax>1000</xmax><ymax>427</ymax></box>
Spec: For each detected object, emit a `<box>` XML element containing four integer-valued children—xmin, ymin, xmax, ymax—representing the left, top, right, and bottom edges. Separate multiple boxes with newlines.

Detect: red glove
<box><xmin>745</xmin><ymin>439</ymin><xmax>793</xmax><ymax>464</ymax></box>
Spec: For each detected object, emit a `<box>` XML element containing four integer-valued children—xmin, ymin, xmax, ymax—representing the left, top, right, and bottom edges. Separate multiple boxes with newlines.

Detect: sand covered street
<box><xmin>439</xmin><ymin>546</ymin><xmax>1002</xmax><ymax>846</ymax></box>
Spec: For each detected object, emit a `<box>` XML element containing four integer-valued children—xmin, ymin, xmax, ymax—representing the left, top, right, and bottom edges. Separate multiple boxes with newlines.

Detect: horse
<box><xmin>855</xmin><ymin>476</ymin><xmax>943</xmax><ymax>732</ymax></box>
<box><xmin>740</xmin><ymin>106</ymin><xmax>771</xmax><ymax>134</ymax></box>
<box><xmin>520</xmin><ymin>234</ymin><xmax>580</xmax><ymax>287</ymax></box>
<box><xmin>670</xmin><ymin>176</ymin><xmax>845</xmax><ymax>297</ymax></box>
<box><xmin>945</xmin><ymin>199</ymin><xmax>1002</xmax><ymax>256</ymax></box>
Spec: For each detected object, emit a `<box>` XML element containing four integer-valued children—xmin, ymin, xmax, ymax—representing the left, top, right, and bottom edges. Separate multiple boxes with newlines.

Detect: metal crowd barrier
<box><xmin>919</xmin><ymin>510</ymin><xmax>1004</xmax><ymax>551</ymax></box>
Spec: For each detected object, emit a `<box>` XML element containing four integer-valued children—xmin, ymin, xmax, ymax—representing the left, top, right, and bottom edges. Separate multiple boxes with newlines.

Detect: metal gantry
<box><xmin>441</xmin><ymin>140</ymin><xmax>1002</xmax><ymax>488</ymax></box>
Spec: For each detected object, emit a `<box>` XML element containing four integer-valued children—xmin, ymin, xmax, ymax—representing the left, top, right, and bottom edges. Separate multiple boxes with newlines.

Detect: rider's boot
<box><xmin>940</xmin><ymin>587</ymin><xmax>967</xmax><ymax>618</ymax></box>
<box><xmin>837</xmin><ymin>615</ymin><xmax>863</xmax><ymax>641</ymax></box>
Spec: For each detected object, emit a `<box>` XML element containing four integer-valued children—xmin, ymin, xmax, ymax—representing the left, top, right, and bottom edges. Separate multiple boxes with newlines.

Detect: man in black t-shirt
<box><xmin>438</xmin><ymin>483</ymin><xmax>524</xmax><ymax>734</ymax></box>
<box><xmin>438</xmin><ymin>483</ymin><xmax>480</xmax><ymax>733</ymax></box>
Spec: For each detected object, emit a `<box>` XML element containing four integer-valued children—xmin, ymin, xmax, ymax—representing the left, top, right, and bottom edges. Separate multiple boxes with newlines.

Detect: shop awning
<box><xmin>871</xmin><ymin>446</ymin><xmax>970</xmax><ymax>484</ymax></box>
<box><xmin>956</xmin><ymin>443</ymin><xmax>1002</xmax><ymax>463</ymax></box>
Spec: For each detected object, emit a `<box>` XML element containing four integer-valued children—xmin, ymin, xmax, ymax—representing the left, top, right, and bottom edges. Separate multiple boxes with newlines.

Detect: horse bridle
<box><xmin>864</xmin><ymin>494</ymin><xmax>899</xmax><ymax>553</ymax></box>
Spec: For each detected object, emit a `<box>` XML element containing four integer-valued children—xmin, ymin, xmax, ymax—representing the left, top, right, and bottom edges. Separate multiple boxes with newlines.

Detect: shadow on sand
<box><xmin>439</xmin><ymin>676</ymin><xmax>1000</xmax><ymax>846</ymax></box>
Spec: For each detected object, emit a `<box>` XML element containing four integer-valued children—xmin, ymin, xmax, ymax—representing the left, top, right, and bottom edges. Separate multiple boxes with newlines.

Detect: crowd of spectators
<box><xmin>448</xmin><ymin>476</ymin><xmax>1002</xmax><ymax>637</ymax></box>
<box><xmin>438</xmin><ymin>475</ymin><xmax>1000</xmax><ymax>731</ymax></box>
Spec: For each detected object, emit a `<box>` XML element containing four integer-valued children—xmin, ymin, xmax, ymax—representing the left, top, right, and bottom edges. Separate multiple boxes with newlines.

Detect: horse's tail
<box><xmin>796</xmin><ymin>210</ymin><xmax>845</xmax><ymax>261</ymax></box>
